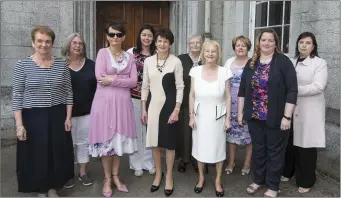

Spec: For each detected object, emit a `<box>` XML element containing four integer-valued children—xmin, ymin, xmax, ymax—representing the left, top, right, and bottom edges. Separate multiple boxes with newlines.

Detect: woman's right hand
<box><xmin>141</xmin><ymin>110</ymin><xmax>148</xmax><ymax>124</ymax></box>
<box><xmin>16</xmin><ymin>126</ymin><xmax>27</xmax><ymax>141</ymax></box>
<box><xmin>238</xmin><ymin>113</ymin><xmax>244</xmax><ymax>126</ymax></box>
<box><xmin>189</xmin><ymin>116</ymin><xmax>196</xmax><ymax>129</ymax></box>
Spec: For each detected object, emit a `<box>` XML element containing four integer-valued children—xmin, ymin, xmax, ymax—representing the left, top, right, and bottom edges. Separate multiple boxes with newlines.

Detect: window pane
<box><xmin>284</xmin><ymin>1</ymin><xmax>291</xmax><ymax>24</ymax></box>
<box><xmin>271</xmin><ymin>27</ymin><xmax>283</xmax><ymax>51</ymax></box>
<box><xmin>255</xmin><ymin>3</ymin><xmax>267</xmax><ymax>27</ymax></box>
<box><xmin>254</xmin><ymin>29</ymin><xmax>262</xmax><ymax>46</ymax></box>
<box><xmin>269</xmin><ymin>1</ymin><xmax>283</xmax><ymax>26</ymax></box>
<box><xmin>283</xmin><ymin>25</ymin><xmax>290</xmax><ymax>53</ymax></box>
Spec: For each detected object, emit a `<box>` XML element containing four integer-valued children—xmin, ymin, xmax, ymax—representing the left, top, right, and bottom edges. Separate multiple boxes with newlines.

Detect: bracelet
<box><xmin>66</xmin><ymin>117</ymin><xmax>71</xmax><ymax>120</ymax></box>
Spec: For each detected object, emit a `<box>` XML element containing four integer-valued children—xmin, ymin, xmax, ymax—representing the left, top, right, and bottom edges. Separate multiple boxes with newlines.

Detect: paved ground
<box><xmin>1</xmin><ymin>144</ymin><xmax>340</xmax><ymax>197</ymax></box>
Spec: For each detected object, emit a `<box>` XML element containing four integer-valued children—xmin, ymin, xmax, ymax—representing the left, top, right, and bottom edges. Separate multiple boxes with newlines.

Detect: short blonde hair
<box><xmin>232</xmin><ymin>35</ymin><xmax>252</xmax><ymax>51</ymax></box>
<box><xmin>200</xmin><ymin>40</ymin><xmax>222</xmax><ymax>65</ymax></box>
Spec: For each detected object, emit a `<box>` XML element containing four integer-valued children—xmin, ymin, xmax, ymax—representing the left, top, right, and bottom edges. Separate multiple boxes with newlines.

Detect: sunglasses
<box><xmin>107</xmin><ymin>32</ymin><xmax>125</xmax><ymax>38</ymax></box>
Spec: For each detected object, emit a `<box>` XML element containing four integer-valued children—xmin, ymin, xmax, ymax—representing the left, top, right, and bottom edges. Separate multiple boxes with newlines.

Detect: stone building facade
<box><xmin>1</xmin><ymin>1</ymin><xmax>339</xmax><ymax>178</ymax></box>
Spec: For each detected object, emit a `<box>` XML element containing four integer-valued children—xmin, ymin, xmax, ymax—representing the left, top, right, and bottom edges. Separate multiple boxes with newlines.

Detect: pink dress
<box><xmin>88</xmin><ymin>48</ymin><xmax>138</xmax><ymax>157</ymax></box>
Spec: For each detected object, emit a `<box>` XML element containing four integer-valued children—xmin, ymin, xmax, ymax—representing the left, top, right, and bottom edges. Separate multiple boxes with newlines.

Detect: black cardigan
<box><xmin>178</xmin><ymin>53</ymin><xmax>202</xmax><ymax>109</ymax></box>
<box><xmin>238</xmin><ymin>52</ymin><xmax>298</xmax><ymax>128</ymax></box>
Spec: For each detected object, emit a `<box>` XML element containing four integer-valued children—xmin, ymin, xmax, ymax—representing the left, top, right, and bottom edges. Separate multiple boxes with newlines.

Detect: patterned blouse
<box><xmin>251</xmin><ymin>62</ymin><xmax>270</xmax><ymax>120</ymax></box>
<box><xmin>127</xmin><ymin>48</ymin><xmax>151</xmax><ymax>99</ymax></box>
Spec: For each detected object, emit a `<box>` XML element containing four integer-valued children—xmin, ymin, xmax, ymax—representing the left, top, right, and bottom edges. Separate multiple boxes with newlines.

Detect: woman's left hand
<box><xmin>168</xmin><ymin>110</ymin><xmax>179</xmax><ymax>124</ymax></box>
<box><xmin>224</xmin><ymin>118</ymin><xmax>231</xmax><ymax>131</ymax></box>
<box><xmin>280</xmin><ymin>118</ymin><xmax>291</xmax><ymax>131</ymax></box>
<box><xmin>65</xmin><ymin>118</ymin><xmax>72</xmax><ymax>132</ymax></box>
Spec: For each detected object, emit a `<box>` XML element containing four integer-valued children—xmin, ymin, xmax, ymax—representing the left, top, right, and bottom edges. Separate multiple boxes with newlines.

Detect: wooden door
<box><xmin>96</xmin><ymin>1</ymin><xmax>170</xmax><ymax>53</ymax></box>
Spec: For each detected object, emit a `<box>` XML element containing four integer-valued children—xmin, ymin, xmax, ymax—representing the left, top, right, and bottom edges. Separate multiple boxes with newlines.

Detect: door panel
<box><xmin>96</xmin><ymin>1</ymin><xmax>169</xmax><ymax>53</ymax></box>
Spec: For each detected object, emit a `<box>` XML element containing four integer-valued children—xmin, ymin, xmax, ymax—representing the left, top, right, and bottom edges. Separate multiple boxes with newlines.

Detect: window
<box><xmin>249</xmin><ymin>1</ymin><xmax>291</xmax><ymax>54</ymax></box>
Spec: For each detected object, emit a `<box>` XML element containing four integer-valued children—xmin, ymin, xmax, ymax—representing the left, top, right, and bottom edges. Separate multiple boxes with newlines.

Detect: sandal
<box><xmin>264</xmin><ymin>189</ymin><xmax>279</xmax><ymax>197</ymax></box>
<box><xmin>246</xmin><ymin>183</ymin><xmax>261</xmax><ymax>195</ymax></box>
<box><xmin>102</xmin><ymin>177</ymin><xmax>113</xmax><ymax>197</ymax></box>
<box><xmin>225</xmin><ymin>163</ymin><xmax>235</xmax><ymax>175</ymax></box>
<box><xmin>298</xmin><ymin>187</ymin><xmax>310</xmax><ymax>193</ymax></box>
<box><xmin>112</xmin><ymin>174</ymin><xmax>128</xmax><ymax>193</ymax></box>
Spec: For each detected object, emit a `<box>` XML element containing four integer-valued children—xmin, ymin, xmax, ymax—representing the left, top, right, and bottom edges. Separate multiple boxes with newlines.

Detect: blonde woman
<box><xmin>238</xmin><ymin>29</ymin><xmax>297</xmax><ymax>197</ymax></box>
<box><xmin>189</xmin><ymin>40</ymin><xmax>232</xmax><ymax>197</ymax></box>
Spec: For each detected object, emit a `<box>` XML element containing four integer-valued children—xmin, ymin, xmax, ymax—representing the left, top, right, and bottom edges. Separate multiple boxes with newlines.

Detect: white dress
<box><xmin>190</xmin><ymin>66</ymin><xmax>232</xmax><ymax>163</ymax></box>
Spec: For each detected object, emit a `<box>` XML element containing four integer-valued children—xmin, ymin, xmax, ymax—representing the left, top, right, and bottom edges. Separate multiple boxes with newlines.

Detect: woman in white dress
<box><xmin>189</xmin><ymin>40</ymin><xmax>232</xmax><ymax>197</ymax></box>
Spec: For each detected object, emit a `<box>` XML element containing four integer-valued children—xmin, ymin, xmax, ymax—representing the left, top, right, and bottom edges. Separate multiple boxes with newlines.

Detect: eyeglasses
<box><xmin>71</xmin><ymin>41</ymin><xmax>84</xmax><ymax>46</ymax></box>
<box><xmin>107</xmin><ymin>32</ymin><xmax>125</xmax><ymax>38</ymax></box>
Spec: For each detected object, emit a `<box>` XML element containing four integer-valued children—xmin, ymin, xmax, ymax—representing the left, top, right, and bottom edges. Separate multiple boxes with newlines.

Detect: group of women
<box><xmin>12</xmin><ymin>22</ymin><xmax>327</xmax><ymax>198</ymax></box>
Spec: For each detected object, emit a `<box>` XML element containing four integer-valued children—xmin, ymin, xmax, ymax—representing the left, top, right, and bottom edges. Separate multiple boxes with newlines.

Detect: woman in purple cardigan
<box><xmin>88</xmin><ymin>22</ymin><xmax>138</xmax><ymax>197</ymax></box>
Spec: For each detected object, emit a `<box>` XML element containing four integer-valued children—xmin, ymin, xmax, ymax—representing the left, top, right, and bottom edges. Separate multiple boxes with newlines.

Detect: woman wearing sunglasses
<box><xmin>88</xmin><ymin>22</ymin><xmax>138</xmax><ymax>197</ymax></box>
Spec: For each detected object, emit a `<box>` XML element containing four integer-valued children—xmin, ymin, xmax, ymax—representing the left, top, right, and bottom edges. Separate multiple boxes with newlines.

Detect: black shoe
<box><xmin>215</xmin><ymin>184</ymin><xmax>224</xmax><ymax>197</ymax></box>
<box><xmin>194</xmin><ymin>180</ymin><xmax>205</xmax><ymax>193</ymax></box>
<box><xmin>150</xmin><ymin>172</ymin><xmax>164</xmax><ymax>192</ymax></box>
<box><xmin>164</xmin><ymin>180</ymin><xmax>174</xmax><ymax>197</ymax></box>
<box><xmin>177</xmin><ymin>160</ymin><xmax>188</xmax><ymax>173</ymax></box>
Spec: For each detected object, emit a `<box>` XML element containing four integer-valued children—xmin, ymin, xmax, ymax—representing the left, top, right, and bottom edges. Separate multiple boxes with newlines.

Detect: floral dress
<box><xmin>226</xmin><ymin>64</ymin><xmax>251</xmax><ymax>145</ymax></box>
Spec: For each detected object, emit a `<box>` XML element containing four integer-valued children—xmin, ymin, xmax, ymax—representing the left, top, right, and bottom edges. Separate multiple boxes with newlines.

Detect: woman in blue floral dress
<box><xmin>223</xmin><ymin>36</ymin><xmax>252</xmax><ymax>176</ymax></box>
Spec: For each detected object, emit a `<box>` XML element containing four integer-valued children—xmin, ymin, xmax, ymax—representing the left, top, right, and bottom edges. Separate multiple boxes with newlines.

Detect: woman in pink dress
<box><xmin>88</xmin><ymin>22</ymin><xmax>138</xmax><ymax>197</ymax></box>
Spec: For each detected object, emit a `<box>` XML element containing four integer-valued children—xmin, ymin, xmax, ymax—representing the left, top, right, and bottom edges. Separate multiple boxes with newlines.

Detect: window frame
<box><xmin>249</xmin><ymin>1</ymin><xmax>291</xmax><ymax>56</ymax></box>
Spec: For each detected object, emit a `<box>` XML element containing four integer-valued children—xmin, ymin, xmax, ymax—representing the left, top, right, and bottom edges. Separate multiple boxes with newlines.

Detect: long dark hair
<box><xmin>134</xmin><ymin>24</ymin><xmax>156</xmax><ymax>55</ymax></box>
<box><xmin>295</xmin><ymin>32</ymin><xmax>319</xmax><ymax>58</ymax></box>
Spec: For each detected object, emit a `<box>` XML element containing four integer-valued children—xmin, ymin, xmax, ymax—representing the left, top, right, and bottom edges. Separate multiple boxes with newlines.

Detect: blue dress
<box><xmin>226</xmin><ymin>64</ymin><xmax>251</xmax><ymax>145</ymax></box>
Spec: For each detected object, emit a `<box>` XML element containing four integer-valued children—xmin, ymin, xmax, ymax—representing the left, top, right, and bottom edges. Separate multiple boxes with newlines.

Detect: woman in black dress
<box><xmin>141</xmin><ymin>28</ymin><xmax>184</xmax><ymax>197</ymax></box>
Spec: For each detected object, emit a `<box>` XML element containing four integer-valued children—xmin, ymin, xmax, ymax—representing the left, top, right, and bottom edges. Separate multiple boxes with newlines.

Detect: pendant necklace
<box><xmin>156</xmin><ymin>53</ymin><xmax>169</xmax><ymax>72</ymax></box>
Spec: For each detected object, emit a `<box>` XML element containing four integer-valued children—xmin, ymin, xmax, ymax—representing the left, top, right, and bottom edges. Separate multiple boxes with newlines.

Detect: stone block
<box><xmin>1</xmin><ymin>1</ymin><xmax>23</xmax><ymax>12</ymax></box>
<box><xmin>0</xmin><ymin>46</ymin><xmax>32</xmax><ymax>59</ymax></box>
<box><xmin>301</xmin><ymin>1</ymin><xmax>340</xmax><ymax>22</ymax></box>
<box><xmin>316</xmin><ymin>122</ymin><xmax>340</xmax><ymax>179</ymax></box>
<box><xmin>315</xmin><ymin>33</ymin><xmax>340</xmax><ymax>53</ymax></box>
<box><xmin>294</xmin><ymin>1</ymin><xmax>315</xmax><ymax>14</ymax></box>
<box><xmin>0</xmin><ymin>59</ymin><xmax>18</xmax><ymax>87</ymax></box>
<box><xmin>325</xmin><ymin>67</ymin><xmax>340</xmax><ymax>109</ymax></box>
<box><xmin>19</xmin><ymin>11</ymin><xmax>42</xmax><ymax>26</ymax></box>
<box><xmin>300</xmin><ymin>19</ymin><xmax>340</xmax><ymax>36</ymax></box>
<box><xmin>1</xmin><ymin>23</ymin><xmax>22</xmax><ymax>46</ymax></box>
<box><xmin>1</xmin><ymin>11</ymin><xmax>20</xmax><ymax>24</ymax></box>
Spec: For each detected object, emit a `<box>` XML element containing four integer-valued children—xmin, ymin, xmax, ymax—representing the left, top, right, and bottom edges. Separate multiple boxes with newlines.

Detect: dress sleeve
<box><xmin>110</xmin><ymin>54</ymin><xmax>138</xmax><ymax>88</ymax></box>
<box><xmin>63</xmin><ymin>63</ymin><xmax>73</xmax><ymax>105</ymax></box>
<box><xmin>95</xmin><ymin>49</ymin><xmax>106</xmax><ymax>80</ymax></box>
<box><xmin>141</xmin><ymin>57</ymin><xmax>150</xmax><ymax>101</ymax></box>
<box><xmin>174</xmin><ymin>59</ymin><xmax>185</xmax><ymax>104</ymax></box>
<box><xmin>12</xmin><ymin>60</ymin><xmax>25</xmax><ymax>111</ymax></box>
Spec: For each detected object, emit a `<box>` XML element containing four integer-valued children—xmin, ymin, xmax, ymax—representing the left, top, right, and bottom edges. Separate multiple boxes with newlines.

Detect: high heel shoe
<box><xmin>225</xmin><ymin>163</ymin><xmax>235</xmax><ymax>175</ymax></box>
<box><xmin>164</xmin><ymin>179</ymin><xmax>174</xmax><ymax>197</ymax></box>
<box><xmin>150</xmin><ymin>172</ymin><xmax>164</xmax><ymax>192</ymax></box>
<box><xmin>194</xmin><ymin>180</ymin><xmax>205</xmax><ymax>193</ymax></box>
<box><xmin>241</xmin><ymin>168</ymin><xmax>250</xmax><ymax>176</ymax></box>
<box><xmin>112</xmin><ymin>174</ymin><xmax>128</xmax><ymax>193</ymax></box>
<box><xmin>215</xmin><ymin>184</ymin><xmax>224</xmax><ymax>197</ymax></box>
<box><xmin>102</xmin><ymin>177</ymin><xmax>113</xmax><ymax>197</ymax></box>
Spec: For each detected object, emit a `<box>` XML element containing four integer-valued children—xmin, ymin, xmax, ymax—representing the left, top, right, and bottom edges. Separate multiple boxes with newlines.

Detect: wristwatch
<box><xmin>283</xmin><ymin>115</ymin><xmax>292</xmax><ymax>121</ymax></box>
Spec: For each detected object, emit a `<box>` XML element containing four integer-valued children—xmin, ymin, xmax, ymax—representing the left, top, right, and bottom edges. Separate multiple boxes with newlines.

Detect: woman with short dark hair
<box><xmin>88</xmin><ymin>22</ymin><xmax>138</xmax><ymax>197</ymax></box>
<box><xmin>141</xmin><ymin>28</ymin><xmax>184</xmax><ymax>197</ymax></box>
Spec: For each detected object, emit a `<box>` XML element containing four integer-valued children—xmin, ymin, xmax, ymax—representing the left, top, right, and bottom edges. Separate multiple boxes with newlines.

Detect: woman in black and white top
<box><xmin>12</xmin><ymin>25</ymin><xmax>74</xmax><ymax>197</ymax></box>
<box><xmin>61</xmin><ymin>33</ymin><xmax>97</xmax><ymax>188</ymax></box>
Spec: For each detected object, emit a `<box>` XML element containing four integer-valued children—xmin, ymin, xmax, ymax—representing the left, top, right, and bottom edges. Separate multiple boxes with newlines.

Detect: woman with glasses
<box><xmin>88</xmin><ymin>22</ymin><xmax>138</xmax><ymax>197</ymax></box>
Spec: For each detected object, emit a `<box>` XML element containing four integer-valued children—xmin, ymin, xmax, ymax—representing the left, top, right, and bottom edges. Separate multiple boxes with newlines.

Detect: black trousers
<box><xmin>248</xmin><ymin>119</ymin><xmax>289</xmax><ymax>191</ymax></box>
<box><xmin>282</xmin><ymin>128</ymin><xmax>317</xmax><ymax>188</ymax></box>
<box><xmin>176</xmin><ymin>108</ymin><xmax>195</xmax><ymax>163</ymax></box>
